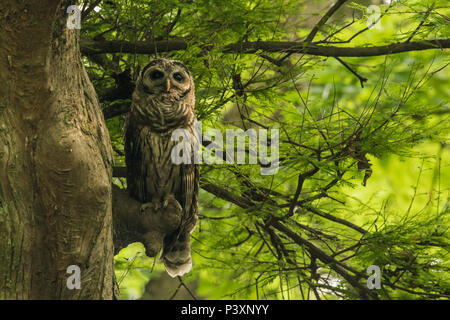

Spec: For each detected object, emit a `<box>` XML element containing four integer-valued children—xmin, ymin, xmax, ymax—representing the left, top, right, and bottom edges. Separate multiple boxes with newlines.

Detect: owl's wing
<box><xmin>161</xmin><ymin>125</ymin><xmax>199</xmax><ymax>244</ymax></box>
<box><xmin>180</xmin><ymin>161</ymin><xmax>199</xmax><ymax>234</ymax></box>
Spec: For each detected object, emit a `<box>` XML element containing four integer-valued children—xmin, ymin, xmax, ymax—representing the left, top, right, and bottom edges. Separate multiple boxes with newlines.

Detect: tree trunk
<box><xmin>0</xmin><ymin>0</ymin><xmax>117</xmax><ymax>299</ymax></box>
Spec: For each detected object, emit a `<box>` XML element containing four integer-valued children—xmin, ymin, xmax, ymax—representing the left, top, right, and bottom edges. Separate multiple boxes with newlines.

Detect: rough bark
<box><xmin>0</xmin><ymin>1</ymin><xmax>117</xmax><ymax>299</ymax></box>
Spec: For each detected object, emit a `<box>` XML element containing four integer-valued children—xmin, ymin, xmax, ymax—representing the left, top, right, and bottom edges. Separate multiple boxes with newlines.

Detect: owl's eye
<box><xmin>150</xmin><ymin>70</ymin><xmax>164</xmax><ymax>80</ymax></box>
<box><xmin>173</xmin><ymin>72</ymin><xmax>184</xmax><ymax>82</ymax></box>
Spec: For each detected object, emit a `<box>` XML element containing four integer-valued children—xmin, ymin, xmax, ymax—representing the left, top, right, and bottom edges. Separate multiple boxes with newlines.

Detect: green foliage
<box><xmin>114</xmin><ymin>243</ymin><xmax>157</xmax><ymax>300</ymax></box>
<box><xmin>81</xmin><ymin>0</ymin><xmax>449</xmax><ymax>299</ymax></box>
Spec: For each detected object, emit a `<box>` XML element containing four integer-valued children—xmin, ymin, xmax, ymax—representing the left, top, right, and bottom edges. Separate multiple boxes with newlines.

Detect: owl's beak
<box><xmin>165</xmin><ymin>79</ymin><xmax>171</xmax><ymax>92</ymax></box>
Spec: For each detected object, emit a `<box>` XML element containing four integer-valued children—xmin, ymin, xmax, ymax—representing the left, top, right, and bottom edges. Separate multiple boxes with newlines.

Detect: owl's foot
<box><xmin>140</xmin><ymin>202</ymin><xmax>156</xmax><ymax>215</ymax></box>
<box><xmin>139</xmin><ymin>196</ymin><xmax>183</xmax><ymax>258</ymax></box>
<box><xmin>162</xmin><ymin>194</ymin><xmax>182</xmax><ymax>211</ymax></box>
<box><xmin>140</xmin><ymin>195</ymin><xmax>182</xmax><ymax>214</ymax></box>
<box><xmin>139</xmin><ymin>196</ymin><xmax>182</xmax><ymax>233</ymax></box>
<box><xmin>157</xmin><ymin>195</ymin><xmax>182</xmax><ymax>232</ymax></box>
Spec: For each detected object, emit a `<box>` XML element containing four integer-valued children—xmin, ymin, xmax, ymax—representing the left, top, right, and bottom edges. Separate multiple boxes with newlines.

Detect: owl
<box><xmin>124</xmin><ymin>58</ymin><xmax>199</xmax><ymax>277</ymax></box>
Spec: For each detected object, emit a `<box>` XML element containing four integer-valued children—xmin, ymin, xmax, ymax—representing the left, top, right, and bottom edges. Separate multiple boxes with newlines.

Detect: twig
<box><xmin>177</xmin><ymin>276</ymin><xmax>198</xmax><ymax>300</ymax></box>
<box><xmin>287</xmin><ymin>167</ymin><xmax>319</xmax><ymax>218</ymax></box>
<box><xmin>277</xmin><ymin>0</ymin><xmax>349</xmax><ymax>64</ymax></box>
<box><xmin>306</xmin><ymin>0</ymin><xmax>349</xmax><ymax>43</ymax></box>
<box><xmin>81</xmin><ymin>0</ymin><xmax>103</xmax><ymax>22</ymax></box>
<box><xmin>334</xmin><ymin>57</ymin><xmax>368</xmax><ymax>88</ymax></box>
<box><xmin>406</xmin><ymin>6</ymin><xmax>433</xmax><ymax>43</ymax></box>
<box><xmin>169</xmin><ymin>282</ymin><xmax>183</xmax><ymax>300</ymax></box>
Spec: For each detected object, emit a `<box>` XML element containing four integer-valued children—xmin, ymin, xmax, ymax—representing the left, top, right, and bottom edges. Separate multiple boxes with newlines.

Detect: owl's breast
<box><xmin>136</xmin><ymin>128</ymin><xmax>182</xmax><ymax>201</ymax></box>
<box><xmin>132</xmin><ymin>94</ymin><xmax>194</xmax><ymax>132</ymax></box>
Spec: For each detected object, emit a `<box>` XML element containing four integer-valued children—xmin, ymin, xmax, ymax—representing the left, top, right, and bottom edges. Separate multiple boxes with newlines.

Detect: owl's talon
<box><xmin>161</xmin><ymin>195</ymin><xmax>182</xmax><ymax>212</ymax></box>
<box><xmin>140</xmin><ymin>202</ymin><xmax>154</xmax><ymax>215</ymax></box>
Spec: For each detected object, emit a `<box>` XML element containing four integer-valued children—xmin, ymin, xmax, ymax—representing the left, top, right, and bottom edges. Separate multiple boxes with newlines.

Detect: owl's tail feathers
<box><xmin>161</xmin><ymin>234</ymin><xmax>192</xmax><ymax>278</ymax></box>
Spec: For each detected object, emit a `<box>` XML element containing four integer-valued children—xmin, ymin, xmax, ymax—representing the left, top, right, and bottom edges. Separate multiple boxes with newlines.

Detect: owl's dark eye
<box><xmin>173</xmin><ymin>72</ymin><xmax>184</xmax><ymax>82</ymax></box>
<box><xmin>150</xmin><ymin>70</ymin><xmax>164</xmax><ymax>80</ymax></box>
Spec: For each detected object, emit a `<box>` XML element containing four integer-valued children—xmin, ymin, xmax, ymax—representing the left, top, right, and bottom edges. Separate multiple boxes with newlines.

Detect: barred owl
<box><xmin>124</xmin><ymin>58</ymin><xmax>199</xmax><ymax>277</ymax></box>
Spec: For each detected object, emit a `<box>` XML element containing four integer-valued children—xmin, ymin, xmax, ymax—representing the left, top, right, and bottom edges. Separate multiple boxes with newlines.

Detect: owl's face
<box><xmin>140</xmin><ymin>59</ymin><xmax>193</xmax><ymax>100</ymax></box>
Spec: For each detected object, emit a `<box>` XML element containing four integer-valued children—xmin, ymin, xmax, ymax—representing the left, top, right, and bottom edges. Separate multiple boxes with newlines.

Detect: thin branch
<box><xmin>287</xmin><ymin>166</ymin><xmax>319</xmax><ymax>218</ymax></box>
<box><xmin>406</xmin><ymin>6</ymin><xmax>433</xmax><ymax>43</ymax></box>
<box><xmin>177</xmin><ymin>276</ymin><xmax>198</xmax><ymax>300</ymax></box>
<box><xmin>304</xmin><ymin>205</ymin><xmax>368</xmax><ymax>234</ymax></box>
<box><xmin>81</xmin><ymin>0</ymin><xmax>102</xmax><ymax>22</ymax></box>
<box><xmin>276</xmin><ymin>0</ymin><xmax>349</xmax><ymax>64</ymax></box>
<box><xmin>165</xmin><ymin>8</ymin><xmax>182</xmax><ymax>35</ymax></box>
<box><xmin>305</xmin><ymin>0</ymin><xmax>349</xmax><ymax>43</ymax></box>
<box><xmin>334</xmin><ymin>57</ymin><xmax>368</xmax><ymax>88</ymax></box>
<box><xmin>323</xmin><ymin>3</ymin><xmax>394</xmax><ymax>45</ymax></box>
<box><xmin>168</xmin><ymin>282</ymin><xmax>183</xmax><ymax>300</ymax></box>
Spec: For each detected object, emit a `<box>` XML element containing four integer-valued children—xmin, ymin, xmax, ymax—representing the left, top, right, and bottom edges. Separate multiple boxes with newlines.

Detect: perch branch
<box><xmin>112</xmin><ymin>185</ymin><xmax>182</xmax><ymax>256</ymax></box>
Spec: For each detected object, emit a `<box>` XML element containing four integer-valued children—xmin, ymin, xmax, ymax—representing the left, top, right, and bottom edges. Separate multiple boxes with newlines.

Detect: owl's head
<box><xmin>131</xmin><ymin>58</ymin><xmax>196</xmax><ymax>130</ymax></box>
<box><xmin>138</xmin><ymin>58</ymin><xmax>193</xmax><ymax>99</ymax></box>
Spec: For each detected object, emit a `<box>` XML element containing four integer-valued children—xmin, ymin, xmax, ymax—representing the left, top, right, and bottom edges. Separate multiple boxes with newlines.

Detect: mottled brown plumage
<box><xmin>124</xmin><ymin>58</ymin><xmax>199</xmax><ymax>277</ymax></box>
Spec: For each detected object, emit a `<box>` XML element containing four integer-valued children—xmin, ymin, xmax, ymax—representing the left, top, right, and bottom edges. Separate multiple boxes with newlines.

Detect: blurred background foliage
<box><xmin>79</xmin><ymin>0</ymin><xmax>449</xmax><ymax>299</ymax></box>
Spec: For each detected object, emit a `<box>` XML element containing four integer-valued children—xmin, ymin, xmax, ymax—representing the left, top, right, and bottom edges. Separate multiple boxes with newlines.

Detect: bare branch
<box><xmin>80</xmin><ymin>38</ymin><xmax>450</xmax><ymax>57</ymax></box>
